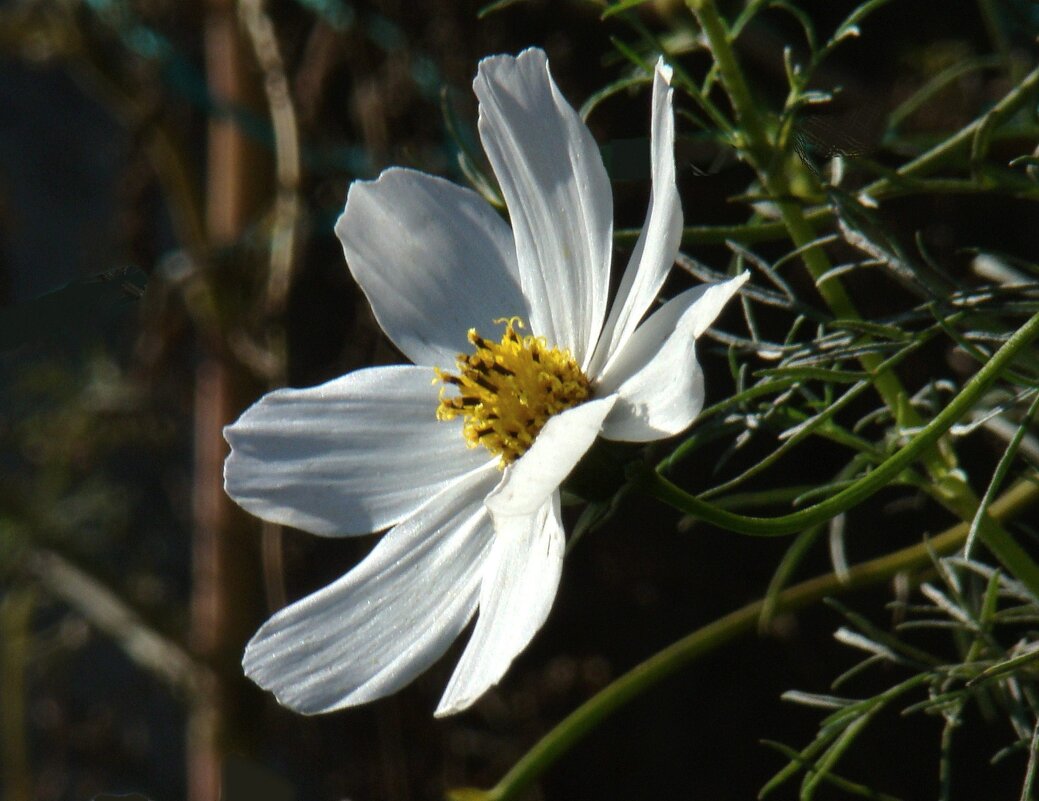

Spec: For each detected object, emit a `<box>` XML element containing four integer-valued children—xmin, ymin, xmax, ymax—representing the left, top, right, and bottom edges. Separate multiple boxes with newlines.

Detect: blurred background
<box><xmin>1</xmin><ymin>1</ymin><xmax>1038</xmax><ymax>799</ymax></box>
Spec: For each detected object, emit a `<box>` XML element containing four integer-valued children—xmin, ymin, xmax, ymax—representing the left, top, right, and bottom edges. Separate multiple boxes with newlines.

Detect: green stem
<box><xmin>684</xmin><ymin>0</ymin><xmax>967</xmax><ymax>488</ymax></box>
<box><xmin>674</xmin><ymin>1</ymin><xmax>1039</xmax><ymax>594</ymax></box>
<box><xmin>975</xmin><ymin>0</ymin><xmax>1015</xmax><ymax>79</ymax></box>
<box><xmin>642</xmin><ymin>309</ymin><xmax>1039</xmax><ymax>536</ymax></box>
<box><xmin>774</xmin><ymin>200</ymin><xmax>967</xmax><ymax>486</ymax></box>
<box><xmin>685</xmin><ymin>0</ymin><xmax>772</xmax><ymax>167</ymax></box>
<box><xmin>455</xmin><ymin>478</ymin><xmax>1039</xmax><ymax>801</ymax></box>
<box><xmin>875</xmin><ymin>64</ymin><xmax>1039</xmax><ymax>190</ymax></box>
<box><xmin>965</xmin><ymin>391</ymin><xmax>1039</xmax><ymax>559</ymax></box>
<box><xmin>680</xmin><ymin>6</ymin><xmax>1039</xmax><ymax>582</ymax></box>
<box><xmin>619</xmin><ymin>220</ymin><xmax>789</xmax><ymax>246</ymax></box>
<box><xmin>630</xmin><ymin>63</ymin><xmax>1039</xmax><ymax>250</ymax></box>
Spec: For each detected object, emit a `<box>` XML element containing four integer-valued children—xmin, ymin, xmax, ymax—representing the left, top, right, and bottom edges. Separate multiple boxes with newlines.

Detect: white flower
<box><xmin>224</xmin><ymin>48</ymin><xmax>747</xmax><ymax>717</ymax></box>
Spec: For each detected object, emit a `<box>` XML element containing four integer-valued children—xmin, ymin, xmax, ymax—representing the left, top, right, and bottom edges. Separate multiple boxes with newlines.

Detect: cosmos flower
<box><xmin>224</xmin><ymin>48</ymin><xmax>747</xmax><ymax>717</ymax></box>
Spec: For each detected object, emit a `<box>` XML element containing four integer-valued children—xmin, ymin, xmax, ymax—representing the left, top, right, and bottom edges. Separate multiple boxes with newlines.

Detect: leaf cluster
<box><xmin>769</xmin><ymin>556</ymin><xmax>1039</xmax><ymax>800</ymax></box>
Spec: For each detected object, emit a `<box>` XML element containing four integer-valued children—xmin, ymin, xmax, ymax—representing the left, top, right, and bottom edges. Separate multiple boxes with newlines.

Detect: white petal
<box><xmin>435</xmin><ymin>493</ymin><xmax>564</xmax><ymax>716</ymax></box>
<box><xmin>485</xmin><ymin>395</ymin><xmax>618</xmax><ymax>518</ymax></box>
<box><xmin>224</xmin><ymin>365</ymin><xmax>492</xmax><ymax>536</ymax></box>
<box><xmin>597</xmin><ymin>274</ymin><xmax>749</xmax><ymax>442</ymax></box>
<box><xmin>335</xmin><ymin>168</ymin><xmax>525</xmax><ymax>368</ymax></box>
<box><xmin>474</xmin><ymin>48</ymin><xmax>612</xmax><ymax>366</ymax></box>
<box><xmin>588</xmin><ymin>59</ymin><xmax>681</xmax><ymax>379</ymax></box>
<box><xmin>242</xmin><ymin>465</ymin><xmax>499</xmax><ymax>714</ymax></box>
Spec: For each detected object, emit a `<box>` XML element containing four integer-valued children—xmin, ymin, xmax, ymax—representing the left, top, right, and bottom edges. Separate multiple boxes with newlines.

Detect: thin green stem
<box><xmin>763</xmin><ymin>739</ymin><xmax>907</xmax><ymax>801</ymax></box>
<box><xmin>684</xmin><ymin>0</ymin><xmax>967</xmax><ymax>487</ymax></box>
<box><xmin>453</xmin><ymin>478</ymin><xmax>1039</xmax><ymax>801</ymax></box>
<box><xmin>641</xmin><ymin>309</ymin><xmax>1039</xmax><ymax>537</ymax></box>
<box><xmin>625</xmin><ymin>63</ymin><xmax>1039</xmax><ymax>251</ymax></box>
<box><xmin>976</xmin><ymin>0</ymin><xmax>1014</xmax><ymax>79</ymax></box>
<box><xmin>867</xmin><ymin>64</ymin><xmax>1039</xmax><ymax>194</ymax></box>
<box><xmin>708</xmin><ymin>485</ymin><xmax>818</xmax><ymax>512</ymax></box>
<box><xmin>681</xmin><ymin>8</ymin><xmax>1039</xmax><ymax>585</ymax></box>
<box><xmin>676</xmin><ymin>0</ymin><xmax>1039</xmax><ymax>601</ymax></box>
<box><xmin>685</xmin><ymin>0</ymin><xmax>771</xmax><ymax>165</ymax></box>
<box><xmin>1021</xmin><ymin>720</ymin><xmax>1039</xmax><ymax>801</ymax></box>
<box><xmin>618</xmin><ymin>220</ymin><xmax>789</xmax><ymax>246</ymax></box>
<box><xmin>966</xmin><ymin>390</ymin><xmax>1039</xmax><ymax>559</ymax></box>
<box><xmin>612</xmin><ymin>10</ymin><xmax>735</xmax><ymax>135</ymax></box>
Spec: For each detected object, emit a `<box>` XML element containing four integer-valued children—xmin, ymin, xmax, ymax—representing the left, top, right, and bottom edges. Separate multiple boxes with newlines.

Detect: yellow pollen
<box><xmin>435</xmin><ymin>317</ymin><xmax>591</xmax><ymax>467</ymax></box>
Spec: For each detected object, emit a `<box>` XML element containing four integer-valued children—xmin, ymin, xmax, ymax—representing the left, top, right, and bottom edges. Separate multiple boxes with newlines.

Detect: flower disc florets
<box><xmin>435</xmin><ymin>318</ymin><xmax>590</xmax><ymax>466</ymax></box>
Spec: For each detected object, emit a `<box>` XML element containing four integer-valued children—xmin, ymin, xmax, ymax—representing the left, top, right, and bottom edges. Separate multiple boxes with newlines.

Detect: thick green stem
<box><xmin>450</xmin><ymin>478</ymin><xmax>1039</xmax><ymax>801</ymax></box>
<box><xmin>686</xmin><ymin>0</ymin><xmax>772</xmax><ymax>165</ymax></box>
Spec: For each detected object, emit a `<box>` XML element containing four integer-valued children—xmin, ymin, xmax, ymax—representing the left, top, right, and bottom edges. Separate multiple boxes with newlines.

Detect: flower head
<box><xmin>224</xmin><ymin>48</ymin><xmax>747</xmax><ymax>717</ymax></box>
<box><xmin>434</xmin><ymin>317</ymin><xmax>592</xmax><ymax>465</ymax></box>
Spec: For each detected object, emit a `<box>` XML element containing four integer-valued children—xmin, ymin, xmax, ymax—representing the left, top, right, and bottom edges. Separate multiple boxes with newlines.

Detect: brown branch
<box><xmin>238</xmin><ymin>0</ymin><xmax>303</xmax><ymax>321</ymax></box>
<box><xmin>23</xmin><ymin>550</ymin><xmax>206</xmax><ymax>697</ymax></box>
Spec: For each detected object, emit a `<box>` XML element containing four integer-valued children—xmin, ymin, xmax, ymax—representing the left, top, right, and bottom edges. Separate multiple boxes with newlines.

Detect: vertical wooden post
<box><xmin>190</xmin><ymin>4</ymin><xmax>266</xmax><ymax>800</ymax></box>
<box><xmin>0</xmin><ymin>589</ymin><xmax>34</xmax><ymax>801</ymax></box>
<box><xmin>188</xmin><ymin>360</ymin><xmax>230</xmax><ymax>801</ymax></box>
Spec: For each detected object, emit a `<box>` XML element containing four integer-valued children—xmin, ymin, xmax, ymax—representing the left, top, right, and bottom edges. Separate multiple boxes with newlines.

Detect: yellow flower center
<box><xmin>435</xmin><ymin>318</ymin><xmax>591</xmax><ymax>466</ymax></box>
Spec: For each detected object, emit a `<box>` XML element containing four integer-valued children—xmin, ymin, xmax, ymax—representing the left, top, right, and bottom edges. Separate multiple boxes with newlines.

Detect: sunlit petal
<box><xmin>435</xmin><ymin>493</ymin><xmax>564</xmax><ymax>716</ymax></box>
<box><xmin>224</xmin><ymin>365</ymin><xmax>492</xmax><ymax>536</ymax></box>
<box><xmin>474</xmin><ymin>48</ymin><xmax>612</xmax><ymax>366</ymax></box>
<box><xmin>588</xmin><ymin>59</ymin><xmax>681</xmax><ymax>378</ymax></box>
<box><xmin>485</xmin><ymin>395</ymin><xmax>617</xmax><ymax>517</ymax></box>
<box><xmin>242</xmin><ymin>465</ymin><xmax>499</xmax><ymax>714</ymax></box>
<box><xmin>336</xmin><ymin>168</ymin><xmax>525</xmax><ymax>368</ymax></box>
<box><xmin>597</xmin><ymin>274</ymin><xmax>748</xmax><ymax>441</ymax></box>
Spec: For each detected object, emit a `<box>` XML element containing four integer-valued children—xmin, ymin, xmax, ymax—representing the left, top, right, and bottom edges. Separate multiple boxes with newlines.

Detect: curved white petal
<box><xmin>224</xmin><ymin>365</ymin><xmax>493</xmax><ymax>536</ymax></box>
<box><xmin>474</xmin><ymin>48</ymin><xmax>612</xmax><ymax>366</ymax></box>
<box><xmin>485</xmin><ymin>395</ymin><xmax>618</xmax><ymax>518</ymax></box>
<box><xmin>588</xmin><ymin>59</ymin><xmax>681</xmax><ymax>379</ymax></box>
<box><xmin>335</xmin><ymin>168</ymin><xmax>525</xmax><ymax>368</ymax></box>
<box><xmin>242</xmin><ymin>464</ymin><xmax>500</xmax><ymax>714</ymax></box>
<box><xmin>435</xmin><ymin>493</ymin><xmax>564</xmax><ymax>716</ymax></box>
<box><xmin>597</xmin><ymin>274</ymin><xmax>748</xmax><ymax>442</ymax></box>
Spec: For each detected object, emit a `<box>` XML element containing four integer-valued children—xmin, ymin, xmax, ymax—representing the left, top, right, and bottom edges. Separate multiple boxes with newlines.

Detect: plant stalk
<box><xmin>453</xmin><ymin>477</ymin><xmax>1039</xmax><ymax>801</ymax></box>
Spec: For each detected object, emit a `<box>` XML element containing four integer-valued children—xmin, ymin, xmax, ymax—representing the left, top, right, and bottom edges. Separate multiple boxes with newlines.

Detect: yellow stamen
<box><xmin>435</xmin><ymin>318</ymin><xmax>590</xmax><ymax>466</ymax></box>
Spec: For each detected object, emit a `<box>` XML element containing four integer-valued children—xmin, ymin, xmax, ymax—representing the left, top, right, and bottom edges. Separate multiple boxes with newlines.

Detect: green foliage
<box><xmin>486</xmin><ymin>0</ymin><xmax>1039</xmax><ymax>797</ymax></box>
<box><xmin>769</xmin><ymin>559</ymin><xmax>1039</xmax><ymax>800</ymax></box>
<box><xmin>594</xmin><ymin>0</ymin><xmax>1039</xmax><ymax>576</ymax></box>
